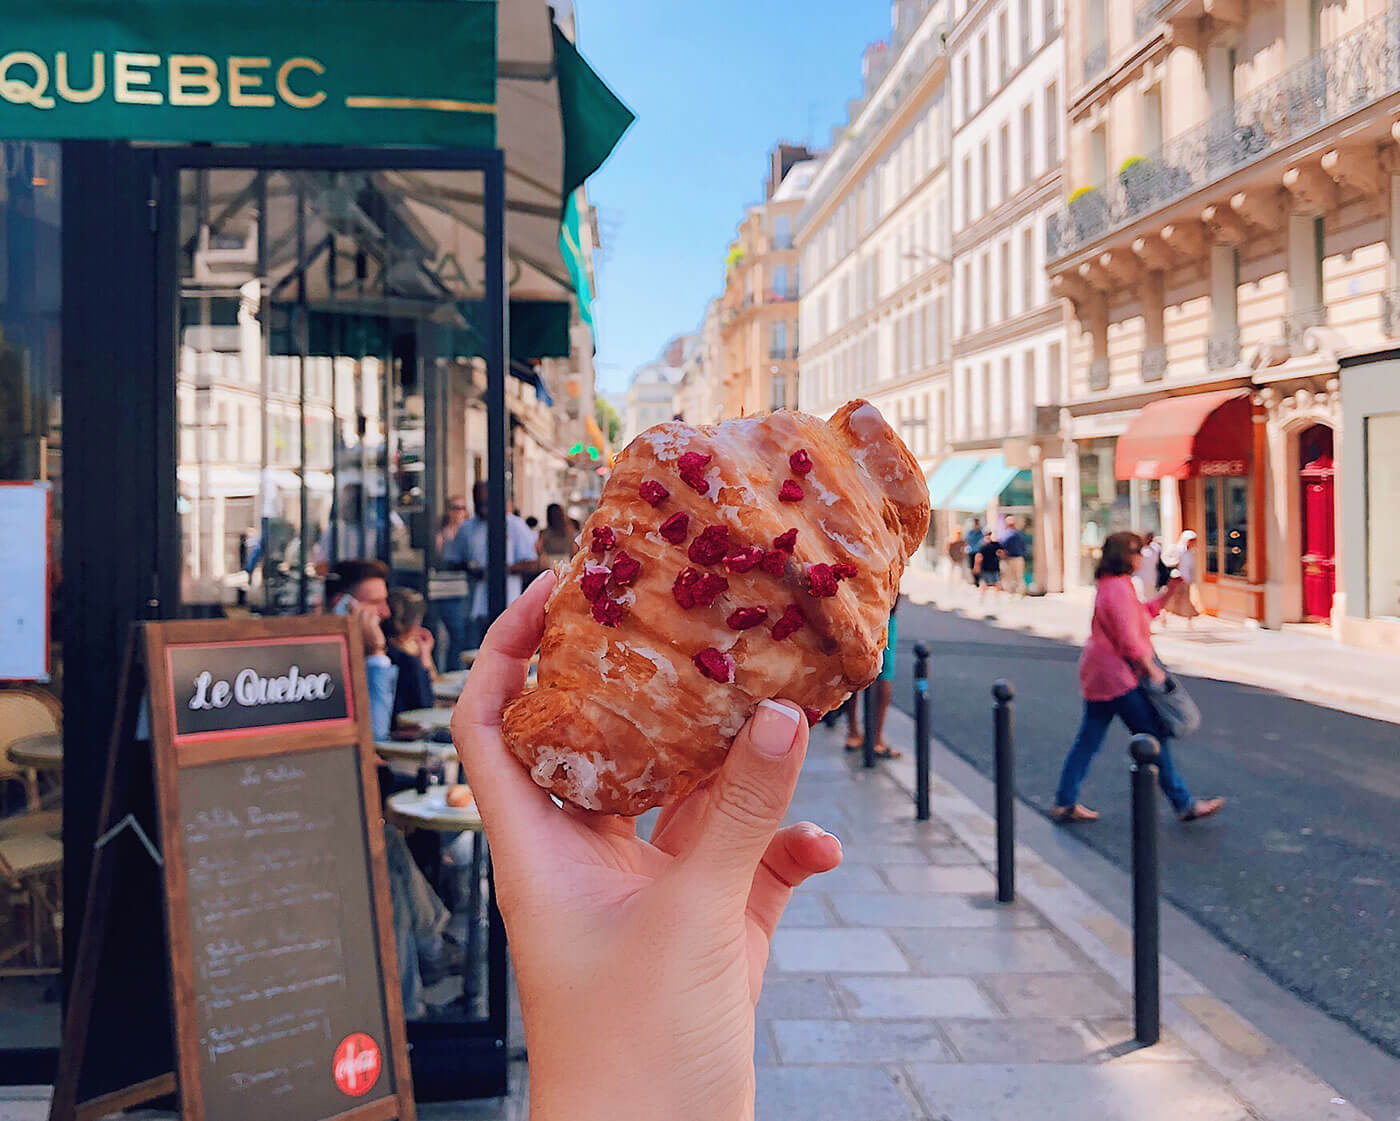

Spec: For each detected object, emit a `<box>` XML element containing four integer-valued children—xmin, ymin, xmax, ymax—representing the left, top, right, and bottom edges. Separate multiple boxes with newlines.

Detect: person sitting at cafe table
<box><xmin>454</xmin><ymin>480</ymin><xmax>541</xmax><ymax>650</ymax></box>
<box><xmin>385</xmin><ymin>588</ymin><xmax>437</xmax><ymax>721</ymax></box>
<box><xmin>328</xmin><ymin>560</ymin><xmax>463</xmax><ymax>1015</ymax></box>
<box><xmin>326</xmin><ymin>559</ymin><xmax>397</xmax><ymax>741</ymax></box>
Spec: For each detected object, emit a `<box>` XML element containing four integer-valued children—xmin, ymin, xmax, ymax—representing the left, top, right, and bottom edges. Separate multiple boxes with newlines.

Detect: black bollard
<box><xmin>862</xmin><ymin>683</ymin><xmax>878</xmax><ymax>768</ymax></box>
<box><xmin>1130</xmin><ymin>733</ymin><xmax>1162</xmax><ymax>1046</ymax></box>
<box><xmin>913</xmin><ymin>643</ymin><xmax>931</xmax><ymax>821</ymax></box>
<box><xmin>992</xmin><ymin>680</ymin><xmax>1015</xmax><ymax>904</ymax></box>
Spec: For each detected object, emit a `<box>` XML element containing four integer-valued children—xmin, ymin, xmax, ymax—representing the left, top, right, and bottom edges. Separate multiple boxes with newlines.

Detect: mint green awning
<box><xmin>947</xmin><ymin>454</ymin><xmax>1023</xmax><ymax>512</ymax></box>
<box><xmin>925</xmin><ymin>455</ymin><xmax>983</xmax><ymax>508</ymax></box>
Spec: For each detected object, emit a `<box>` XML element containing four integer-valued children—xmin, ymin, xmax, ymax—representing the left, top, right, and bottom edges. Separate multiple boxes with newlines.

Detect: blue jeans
<box><xmin>431</xmin><ymin>595</ymin><xmax>469</xmax><ymax>673</ymax></box>
<box><xmin>1055</xmin><ymin>686</ymin><xmax>1194</xmax><ymax>814</ymax></box>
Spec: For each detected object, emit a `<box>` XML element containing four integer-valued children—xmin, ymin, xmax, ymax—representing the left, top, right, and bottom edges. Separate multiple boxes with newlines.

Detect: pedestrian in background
<box><xmin>998</xmin><ymin>515</ymin><xmax>1028</xmax><ymax>596</ymax></box>
<box><xmin>1051</xmin><ymin>531</ymin><xmax>1224</xmax><ymax>824</ymax></box>
<box><xmin>843</xmin><ymin>605</ymin><xmax>902</xmax><ymax>758</ymax></box>
<box><xmin>431</xmin><ymin>495</ymin><xmax>472</xmax><ymax>672</ymax></box>
<box><xmin>1159</xmin><ymin>530</ymin><xmax>1201</xmax><ymax>627</ymax></box>
<box><xmin>965</xmin><ymin>517</ymin><xmax>984</xmax><ymax>583</ymax></box>
<box><xmin>455</xmin><ymin>480</ymin><xmax>542</xmax><ymax>650</ymax></box>
<box><xmin>972</xmin><ymin>531</ymin><xmax>1002</xmax><ymax>608</ymax></box>
<box><xmin>1135</xmin><ymin>531</ymin><xmax>1160</xmax><ymax>600</ymax></box>
<box><xmin>537</xmin><ymin>502</ymin><xmax>576</xmax><ymax>571</ymax></box>
<box><xmin>946</xmin><ymin>526</ymin><xmax>966</xmax><ymax>583</ymax></box>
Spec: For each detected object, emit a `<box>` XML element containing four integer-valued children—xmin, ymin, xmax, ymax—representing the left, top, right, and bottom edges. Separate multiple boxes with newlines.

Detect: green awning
<box><xmin>559</xmin><ymin>194</ymin><xmax>595</xmax><ymax>328</ymax></box>
<box><xmin>947</xmin><ymin>454</ymin><xmax>1023</xmax><ymax>512</ymax></box>
<box><xmin>554</xmin><ymin>26</ymin><xmax>636</xmax><ymax>205</ymax></box>
<box><xmin>925</xmin><ymin>455</ymin><xmax>983</xmax><ymax>508</ymax></box>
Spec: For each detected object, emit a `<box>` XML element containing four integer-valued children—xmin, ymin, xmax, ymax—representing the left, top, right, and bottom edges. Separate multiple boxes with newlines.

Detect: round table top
<box><xmin>374</xmin><ymin>739</ymin><xmax>458</xmax><ymax>764</ymax></box>
<box><xmin>386</xmin><ymin>787</ymin><xmax>482</xmax><ymax>833</ymax></box>
<box><xmin>6</xmin><ymin>733</ymin><xmax>62</xmax><ymax>771</ymax></box>
<box><xmin>433</xmin><ymin>670</ymin><xmax>470</xmax><ymax>704</ymax></box>
<box><xmin>398</xmin><ymin>706</ymin><xmax>453</xmax><ymax>730</ymax></box>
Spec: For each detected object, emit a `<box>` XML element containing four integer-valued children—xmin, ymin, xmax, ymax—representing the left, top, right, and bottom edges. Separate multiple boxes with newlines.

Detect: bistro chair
<box><xmin>0</xmin><ymin>686</ymin><xmax>62</xmax><ymax>814</ymax></box>
<box><xmin>0</xmin><ymin>812</ymin><xmax>63</xmax><ymax>976</ymax></box>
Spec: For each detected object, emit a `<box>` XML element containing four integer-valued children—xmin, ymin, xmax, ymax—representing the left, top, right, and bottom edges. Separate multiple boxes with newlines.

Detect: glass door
<box><xmin>165</xmin><ymin>150</ymin><xmax>509</xmax><ymax>1100</ymax></box>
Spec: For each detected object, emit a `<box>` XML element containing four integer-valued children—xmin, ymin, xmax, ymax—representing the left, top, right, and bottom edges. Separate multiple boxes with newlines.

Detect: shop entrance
<box><xmin>1298</xmin><ymin>424</ymin><xmax>1336</xmax><ymax>622</ymax></box>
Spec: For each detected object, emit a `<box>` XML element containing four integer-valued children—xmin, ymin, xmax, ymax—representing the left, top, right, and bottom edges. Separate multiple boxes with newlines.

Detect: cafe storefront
<box><xmin>0</xmin><ymin>0</ymin><xmax>631</xmax><ymax>1101</ymax></box>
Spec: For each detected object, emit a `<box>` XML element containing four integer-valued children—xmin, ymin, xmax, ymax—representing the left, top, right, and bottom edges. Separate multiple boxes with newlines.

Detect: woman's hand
<box><xmin>1143</xmin><ymin>661</ymin><xmax>1168</xmax><ymax>687</ymax></box>
<box><xmin>452</xmin><ymin>571</ymin><xmax>843</xmax><ymax>1121</ymax></box>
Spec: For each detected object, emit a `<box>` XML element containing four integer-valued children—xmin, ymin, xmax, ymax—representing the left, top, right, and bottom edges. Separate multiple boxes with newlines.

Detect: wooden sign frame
<box><xmin>50</xmin><ymin>616</ymin><xmax>416</xmax><ymax>1121</ymax></box>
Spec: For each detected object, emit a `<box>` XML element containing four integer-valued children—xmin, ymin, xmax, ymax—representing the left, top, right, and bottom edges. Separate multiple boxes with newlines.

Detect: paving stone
<box><xmin>836</xmin><ymin>842</ymin><xmax>947</xmax><ymax>865</ymax></box>
<box><xmin>756</xmin><ymin>976</ymin><xmax>841</xmax><ymax>1020</ymax></box>
<box><xmin>807</xmin><ymin>859</ymin><xmax>889</xmax><ymax>894</ymax></box>
<box><xmin>940</xmin><ymin>1018</ymin><xmax>1105</xmax><ymax>1062</ymax></box>
<box><xmin>880</xmin><ymin>864</ymin><xmax>998</xmax><ymax>894</ymax></box>
<box><xmin>1086</xmin><ymin>1019</ymin><xmax>1197</xmax><ymax>1063</ymax></box>
<box><xmin>1175</xmin><ymin>995</ymin><xmax>1273</xmax><ymax>1057</ymax></box>
<box><xmin>923</xmin><ymin>844</ymin><xmax>984</xmax><ymax>866</ymax></box>
<box><xmin>838</xmin><ymin>977</ymin><xmax>1001</xmax><ymax>1019</ymax></box>
<box><xmin>771</xmin><ymin>929</ymin><xmax>909</xmax><ymax>973</ymax></box>
<box><xmin>905</xmin><ymin>1062</ymin><xmax>1253</xmax><ymax>1121</ymax></box>
<box><xmin>778</xmin><ymin>891</ymin><xmax>833</xmax><ymax>927</ymax></box>
<box><xmin>894</xmin><ymin>929</ymin><xmax>1084</xmax><ymax>974</ymax></box>
<box><xmin>754</xmin><ymin>1021</ymin><xmax>776</xmax><ymax>1064</ymax></box>
<box><xmin>830</xmin><ymin>892</ymin><xmax>1044</xmax><ymax>929</ymax></box>
<box><xmin>756</xmin><ymin>1065</ymin><xmax>921</xmax><ymax>1121</ymax></box>
<box><xmin>772</xmin><ymin>1018</ymin><xmax>954</xmax><ymax>1064</ymax></box>
<box><xmin>981</xmin><ymin>974</ymin><xmax>1126</xmax><ymax>1019</ymax></box>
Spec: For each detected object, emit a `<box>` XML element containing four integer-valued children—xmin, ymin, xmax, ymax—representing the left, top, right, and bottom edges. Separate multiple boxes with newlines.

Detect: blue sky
<box><xmin>578</xmin><ymin>0</ymin><xmax>890</xmax><ymax>394</ymax></box>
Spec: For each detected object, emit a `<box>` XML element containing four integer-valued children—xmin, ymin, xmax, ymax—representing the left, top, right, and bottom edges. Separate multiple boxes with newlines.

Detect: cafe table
<box><xmin>433</xmin><ymin>669</ymin><xmax>470</xmax><ymax>705</ymax></box>
<box><xmin>398</xmin><ymin>706</ymin><xmax>453</xmax><ymax>731</ymax></box>
<box><xmin>387</xmin><ymin>787</ymin><xmax>486</xmax><ymax>1007</ymax></box>
<box><xmin>6</xmin><ymin>734</ymin><xmax>62</xmax><ymax>772</ymax></box>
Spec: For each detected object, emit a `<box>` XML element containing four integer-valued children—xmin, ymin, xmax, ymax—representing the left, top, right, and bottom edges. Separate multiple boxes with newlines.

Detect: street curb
<box><xmin>854</xmin><ymin>706</ymin><xmax>1381</xmax><ymax>1121</ymax></box>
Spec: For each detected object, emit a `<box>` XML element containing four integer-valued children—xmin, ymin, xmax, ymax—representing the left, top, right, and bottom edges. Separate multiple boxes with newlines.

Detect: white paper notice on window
<box><xmin>0</xmin><ymin>482</ymin><xmax>51</xmax><ymax>681</ymax></box>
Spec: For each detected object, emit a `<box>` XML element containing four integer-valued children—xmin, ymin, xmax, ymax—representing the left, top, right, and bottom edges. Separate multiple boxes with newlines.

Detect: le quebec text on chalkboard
<box><xmin>50</xmin><ymin>617</ymin><xmax>416</xmax><ymax>1121</ymax></box>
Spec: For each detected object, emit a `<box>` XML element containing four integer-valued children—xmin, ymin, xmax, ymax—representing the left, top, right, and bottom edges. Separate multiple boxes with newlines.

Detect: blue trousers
<box><xmin>1055</xmin><ymin>686</ymin><xmax>1193</xmax><ymax>814</ymax></box>
<box><xmin>430</xmin><ymin>596</ymin><xmax>469</xmax><ymax>673</ymax></box>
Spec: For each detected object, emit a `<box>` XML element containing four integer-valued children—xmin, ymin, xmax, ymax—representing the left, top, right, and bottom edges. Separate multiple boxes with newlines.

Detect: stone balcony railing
<box><xmin>1088</xmin><ymin>356</ymin><xmax>1110</xmax><ymax>389</ymax></box>
<box><xmin>1207</xmin><ymin>326</ymin><xmax>1242</xmax><ymax>371</ymax></box>
<box><xmin>1047</xmin><ymin>5</ymin><xmax>1400</xmax><ymax>262</ymax></box>
<box><xmin>1140</xmin><ymin>344</ymin><xmax>1167</xmax><ymax>382</ymax></box>
<box><xmin>1285</xmin><ymin>305</ymin><xmax>1329</xmax><ymax>350</ymax></box>
<box><xmin>1383</xmin><ymin>287</ymin><xmax>1400</xmax><ymax>335</ymax></box>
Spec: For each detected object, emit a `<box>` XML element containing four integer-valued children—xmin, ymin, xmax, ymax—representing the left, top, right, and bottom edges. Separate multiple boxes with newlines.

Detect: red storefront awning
<box><xmin>1114</xmin><ymin>390</ymin><xmax>1253</xmax><ymax>480</ymax></box>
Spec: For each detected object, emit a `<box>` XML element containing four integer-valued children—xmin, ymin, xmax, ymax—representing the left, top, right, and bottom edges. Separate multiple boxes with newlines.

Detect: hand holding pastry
<box><xmin>452</xmin><ymin>572</ymin><xmax>843</xmax><ymax>1121</ymax></box>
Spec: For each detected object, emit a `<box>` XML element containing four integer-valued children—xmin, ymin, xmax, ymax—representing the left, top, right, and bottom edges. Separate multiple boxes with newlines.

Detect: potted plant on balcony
<box><xmin>1118</xmin><ymin>155</ymin><xmax>1156</xmax><ymax>216</ymax></box>
<box><xmin>1067</xmin><ymin>185</ymin><xmax>1107</xmax><ymax>242</ymax></box>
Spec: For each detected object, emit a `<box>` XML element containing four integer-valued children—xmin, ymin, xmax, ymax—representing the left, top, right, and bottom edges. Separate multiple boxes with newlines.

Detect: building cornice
<box><xmin>953</xmin><ymin>169</ymin><xmax>1062</xmax><ymax>248</ymax></box>
<box><xmin>1068</xmin><ymin>28</ymin><xmax>1168</xmax><ymax>119</ymax></box>
<box><xmin>952</xmin><ymin>301</ymin><xmax>1067</xmax><ymax>356</ymax></box>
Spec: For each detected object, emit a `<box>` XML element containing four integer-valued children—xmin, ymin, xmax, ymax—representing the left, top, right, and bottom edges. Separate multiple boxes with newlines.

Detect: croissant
<box><xmin>501</xmin><ymin>400</ymin><xmax>930</xmax><ymax>815</ymax></box>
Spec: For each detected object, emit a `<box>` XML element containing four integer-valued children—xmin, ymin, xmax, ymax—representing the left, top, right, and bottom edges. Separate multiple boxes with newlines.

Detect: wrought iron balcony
<box><xmin>765</xmin><ymin>287</ymin><xmax>800</xmax><ymax>303</ymax></box>
<box><xmin>771</xmin><ymin>234</ymin><xmax>795</xmax><ymax>250</ymax></box>
<box><xmin>1048</xmin><ymin>6</ymin><xmax>1400</xmax><ymax>262</ymax></box>
<box><xmin>1088</xmin><ymin>357</ymin><xmax>1110</xmax><ymax>389</ymax></box>
<box><xmin>1207</xmin><ymin>326</ymin><xmax>1241</xmax><ymax>371</ymax></box>
<box><xmin>1141</xmin><ymin>344</ymin><xmax>1167</xmax><ymax>382</ymax></box>
<box><xmin>1083</xmin><ymin>39</ymin><xmax>1108</xmax><ymax>83</ymax></box>
<box><xmin>1384</xmin><ymin>287</ymin><xmax>1400</xmax><ymax>335</ymax></box>
<box><xmin>1285</xmin><ymin>305</ymin><xmax>1328</xmax><ymax>350</ymax></box>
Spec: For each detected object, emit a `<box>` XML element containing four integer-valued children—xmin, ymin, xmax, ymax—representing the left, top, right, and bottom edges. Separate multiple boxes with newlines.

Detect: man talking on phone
<box><xmin>326</xmin><ymin>559</ymin><xmax>396</xmax><ymax>740</ymax></box>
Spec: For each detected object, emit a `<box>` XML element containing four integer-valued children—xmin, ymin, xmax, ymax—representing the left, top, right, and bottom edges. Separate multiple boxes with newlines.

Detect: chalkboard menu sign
<box><xmin>51</xmin><ymin>618</ymin><xmax>415</xmax><ymax>1121</ymax></box>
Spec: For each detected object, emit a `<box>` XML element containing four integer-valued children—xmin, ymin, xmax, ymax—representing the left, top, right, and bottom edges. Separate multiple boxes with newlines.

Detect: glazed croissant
<box><xmin>501</xmin><ymin>401</ymin><xmax>930</xmax><ymax>815</ymax></box>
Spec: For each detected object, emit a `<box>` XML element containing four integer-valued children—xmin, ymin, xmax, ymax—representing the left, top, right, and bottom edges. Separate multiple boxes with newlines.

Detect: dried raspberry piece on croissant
<box><xmin>501</xmin><ymin>400</ymin><xmax>930</xmax><ymax>814</ymax></box>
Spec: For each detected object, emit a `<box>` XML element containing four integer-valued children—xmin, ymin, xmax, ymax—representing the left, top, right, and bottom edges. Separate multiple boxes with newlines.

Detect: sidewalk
<box><xmin>901</xmin><ymin>569</ymin><xmax>1400</xmax><ymax>725</ymax></box>
<box><xmin>752</xmin><ymin>720</ymin><xmax>1377</xmax><ymax>1121</ymax></box>
<box><xmin>2</xmin><ymin>719</ymin><xmax>1385</xmax><ymax>1121</ymax></box>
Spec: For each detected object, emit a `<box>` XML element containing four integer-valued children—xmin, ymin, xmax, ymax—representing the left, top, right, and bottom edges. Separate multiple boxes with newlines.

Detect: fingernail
<box><xmin>752</xmin><ymin>700</ymin><xmax>801</xmax><ymax>758</ymax></box>
<box><xmin>822</xmin><ymin>829</ymin><xmax>842</xmax><ymax>853</ymax></box>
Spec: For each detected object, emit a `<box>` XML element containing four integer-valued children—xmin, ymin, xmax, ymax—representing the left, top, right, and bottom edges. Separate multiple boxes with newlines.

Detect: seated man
<box><xmin>326</xmin><ymin>559</ymin><xmax>397</xmax><ymax>741</ymax></box>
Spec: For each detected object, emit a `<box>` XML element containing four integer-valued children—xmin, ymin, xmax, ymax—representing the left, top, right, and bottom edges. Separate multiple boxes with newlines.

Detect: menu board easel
<box><xmin>50</xmin><ymin>617</ymin><xmax>415</xmax><ymax>1121</ymax></box>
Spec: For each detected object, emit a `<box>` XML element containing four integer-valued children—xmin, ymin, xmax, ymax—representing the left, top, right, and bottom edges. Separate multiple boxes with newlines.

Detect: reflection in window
<box><xmin>1201</xmin><ymin>475</ymin><xmax>1249</xmax><ymax>579</ymax></box>
<box><xmin>1367</xmin><ymin>413</ymin><xmax>1400</xmax><ymax>620</ymax></box>
<box><xmin>1204</xmin><ymin>477</ymin><xmax>1220</xmax><ymax>575</ymax></box>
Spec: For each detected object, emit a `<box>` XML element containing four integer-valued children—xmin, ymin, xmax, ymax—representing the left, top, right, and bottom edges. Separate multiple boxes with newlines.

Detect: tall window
<box><xmin>978</xmin><ymin>33</ymin><xmax>989</xmax><ymax>105</ymax></box>
<box><xmin>1044</xmin><ymin>82</ymin><xmax>1059</xmax><ymax>169</ymax></box>
<box><xmin>1203</xmin><ymin>476</ymin><xmax>1250</xmax><ymax>578</ymax></box>
<box><xmin>998</xmin><ymin>11</ymin><xmax>1010</xmax><ymax>79</ymax></box>
<box><xmin>1023</xmin><ymin>349</ymin><xmax>1038</xmax><ymax>429</ymax></box>
<box><xmin>999</xmin><ymin>124</ymin><xmax>1011</xmax><ymax>200</ymax></box>
<box><xmin>771</xmin><ymin>321</ymin><xmax>788</xmax><ymax>358</ymax></box>
<box><xmin>980</xmin><ymin>362</ymin><xmax>992</xmax><ymax>435</ymax></box>
<box><xmin>1048</xmin><ymin>340</ymin><xmax>1063</xmax><ymax>398</ymax></box>
<box><xmin>1021</xmin><ymin>102</ymin><xmax>1035</xmax><ymax>183</ymax></box>
<box><xmin>1019</xmin><ymin>0</ymin><xmax>1033</xmax><ymax>60</ymax></box>
<box><xmin>1001</xmin><ymin>358</ymin><xmax>1014</xmax><ymax>433</ymax></box>
<box><xmin>962</xmin><ymin>156</ymin><xmax>973</xmax><ymax>227</ymax></box>
<box><xmin>771</xmin><ymin>264</ymin><xmax>788</xmax><ymax>299</ymax></box>
<box><xmin>771</xmin><ymin>373</ymin><xmax>788</xmax><ymax>411</ymax></box>
<box><xmin>980</xmin><ymin>249</ymin><xmax>991</xmax><ymax>329</ymax></box>
<box><xmin>960</xmin><ymin>262</ymin><xmax>973</xmax><ymax>334</ymax></box>
<box><xmin>999</xmin><ymin>241</ymin><xmax>1012</xmax><ymax>321</ymax></box>
<box><xmin>773</xmin><ymin>213</ymin><xmax>793</xmax><ymax>250</ymax></box>
<box><xmin>1022</xmin><ymin>226</ymin><xmax>1035</xmax><ymax>311</ymax></box>
<box><xmin>979</xmin><ymin>139</ymin><xmax>990</xmax><ymax>213</ymax></box>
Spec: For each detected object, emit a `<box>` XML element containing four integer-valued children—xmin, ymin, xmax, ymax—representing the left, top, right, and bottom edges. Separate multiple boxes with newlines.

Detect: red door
<box><xmin>1299</xmin><ymin>427</ymin><xmax>1335</xmax><ymax>622</ymax></box>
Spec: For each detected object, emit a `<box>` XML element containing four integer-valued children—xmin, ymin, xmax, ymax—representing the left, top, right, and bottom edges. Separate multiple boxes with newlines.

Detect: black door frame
<box><xmin>39</xmin><ymin>142</ymin><xmax>511</xmax><ymax>1099</ymax></box>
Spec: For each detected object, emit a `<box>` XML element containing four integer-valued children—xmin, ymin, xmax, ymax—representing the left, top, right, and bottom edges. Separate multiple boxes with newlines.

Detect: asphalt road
<box><xmin>888</xmin><ymin>599</ymin><xmax>1400</xmax><ymax>1057</ymax></box>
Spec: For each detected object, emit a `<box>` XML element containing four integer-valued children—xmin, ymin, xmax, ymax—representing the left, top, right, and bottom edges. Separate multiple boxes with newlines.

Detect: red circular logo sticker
<box><xmin>332</xmin><ymin>1032</ymin><xmax>382</xmax><ymax>1097</ymax></box>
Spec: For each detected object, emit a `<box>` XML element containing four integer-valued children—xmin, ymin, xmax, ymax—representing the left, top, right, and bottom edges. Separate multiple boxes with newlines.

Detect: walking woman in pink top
<box><xmin>1052</xmin><ymin>532</ymin><xmax>1225</xmax><ymax>824</ymax></box>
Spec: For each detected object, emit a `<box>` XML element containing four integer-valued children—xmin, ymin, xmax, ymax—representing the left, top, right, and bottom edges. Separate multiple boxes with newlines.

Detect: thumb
<box><xmin>675</xmin><ymin>699</ymin><xmax>808</xmax><ymax>903</ymax></box>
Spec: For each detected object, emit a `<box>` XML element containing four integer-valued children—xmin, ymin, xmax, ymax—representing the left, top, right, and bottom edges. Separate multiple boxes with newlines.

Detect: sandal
<box><xmin>843</xmin><ymin>734</ymin><xmax>863</xmax><ymax>752</ymax></box>
<box><xmin>873</xmin><ymin>743</ymin><xmax>903</xmax><ymax>759</ymax></box>
<box><xmin>1051</xmin><ymin>804</ymin><xmax>1100</xmax><ymax>824</ymax></box>
<box><xmin>1179</xmin><ymin>797</ymin><xmax>1225</xmax><ymax>822</ymax></box>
